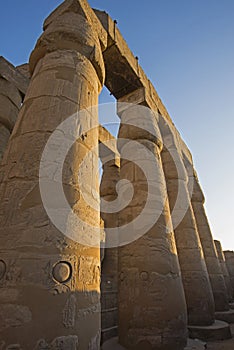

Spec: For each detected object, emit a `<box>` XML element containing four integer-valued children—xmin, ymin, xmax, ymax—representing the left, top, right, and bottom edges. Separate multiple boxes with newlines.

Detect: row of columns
<box><xmin>0</xmin><ymin>1</ymin><xmax>234</xmax><ymax>349</ymax></box>
<box><xmin>94</xmin><ymin>4</ymin><xmax>234</xmax><ymax>347</ymax></box>
<box><xmin>215</xmin><ymin>241</ymin><xmax>233</xmax><ymax>301</ymax></box>
<box><xmin>100</xmin><ymin>146</ymin><xmax>120</xmax><ymax>343</ymax></box>
<box><xmin>115</xmin><ymin>90</ymin><xmax>234</xmax><ymax>347</ymax></box>
<box><xmin>187</xmin><ymin>167</ymin><xmax>229</xmax><ymax>312</ymax></box>
<box><xmin>159</xmin><ymin>116</ymin><xmax>215</xmax><ymax>327</ymax></box>
<box><xmin>117</xmin><ymin>102</ymin><xmax>188</xmax><ymax>349</ymax></box>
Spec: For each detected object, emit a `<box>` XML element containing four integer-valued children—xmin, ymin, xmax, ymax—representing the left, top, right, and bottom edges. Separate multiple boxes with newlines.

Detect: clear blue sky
<box><xmin>1</xmin><ymin>1</ymin><xmax>234</xmax><ymax>250</ymax></box>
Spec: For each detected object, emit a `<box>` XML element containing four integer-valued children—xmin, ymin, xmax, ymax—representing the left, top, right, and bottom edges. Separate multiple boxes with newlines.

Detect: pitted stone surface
<box><xmin>188</xmin><ymin>320</ymin><xmax>231</xmax><ymax>341</ymax></box>
<box><xmin>100</xmin><ymin>143</ymin><xmax>119</xmax><ymax>344</ymax></box>
<box><xmin>215</xmin><ymin>240</ymin><xmax>233</xmax><ymax>302</ymax></box>
<box><xmin>0</xmin><ymin>1</ymin><xmax>233</xmax><ymax>349</ymax></box>
<box><xmin>215</xmin><ymin>310</ymin><xmax>234</xmax><ymax>324</ymax></box>
<box><xmin>0</xmin><ymin>59</ymin><xmax>26</xmax><ymax>161</ymax></box>
<box><xmin>185</xmin><ymin>159</ymin><xmax>229</xmax><ymax>313</ymax></box>
<box><xmin>0</xmin><ymin>1</ymin><xmax>103</xmax><ymax>347</ymax></box>
<box><xmin>206</xmin><ymin>324</ymin><xmax>234</xmax><ymax>349</ymax></box>
<box><xmin>101</xmin><ymin>337</ymin><xmax>207</xmax><ymax>350</ymax></box>
<box><xmin>224</xmin><ymin>251</ymin><xmax>234</xmax><ymax>299</ymax></box>
<box><xmin>0</xmin><ymin>260</ymin><xmax>6</xmax><ymax>280</ymax></box>
<box><xmin>160</xmin><ymin>115</ymin><xmax>215</xmax><ymax>326</ymax></box>
<box><xmin>0</xmin><ymin>56</ymin><xmax>29</xmax><ymax>95</ymax></box>
<box><xmin>117</xmin><ymin>101</ymin><xmax>187</xmax><ymax>349</ymax></box>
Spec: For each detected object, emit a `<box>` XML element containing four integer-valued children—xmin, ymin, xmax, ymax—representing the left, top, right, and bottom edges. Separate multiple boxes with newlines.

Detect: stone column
<box><xmin>117</xmin><ymin>98</ymin><xmax>187</xmax><ymax>350</ymax></box>
<box><xmin>159</xmin><ymin>116</ymin><xmax>215</xmax><ymax>327</ymax></box>
<box><xmin>0</xmin><ymin>123</ymin><xmax>10</xmax><ymax>161</ymax></box>
<box><xmin>224</xmin><ymin>251</ymin><xmax>234</xmax><ymax>300</ymax></box>
<box><xmin>0</xmin><ymin>57</ymin><xmax>30</xmax><ymax>162</ymax></box>
<box><xmin>0</xmin><ymin>1</ymin><xmax>105</xmax><ymax>348</ymax></box>
<box><xmin>214</xmin><ymin>240</ymin><xmax>233</xmax><ymax>302</ymax></box>
<box><xmin>186</xmin><ymin>166</ymin><xmax>230</xmax><ymax>312</ymax></box>
<box><xmin>100</xmin><ymin>149</ymin><xmax>120</xmax><ymax>344</ymax></box>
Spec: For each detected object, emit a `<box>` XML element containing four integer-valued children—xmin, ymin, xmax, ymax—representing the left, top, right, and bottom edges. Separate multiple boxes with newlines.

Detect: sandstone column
<box><xmin>159</xmin><ymin>116</ymin><xmax>215</xmax><ymax>327</ymax></box>
<box><xmin>214</xmin><ymin>240</ymin><xmax>233</xmax><ymax>302</ymax></box>
<box><xmin>0</xmin><ymin>1</ymin><xmax>106</xmax><ymax>348</ymax></box>
<box><xmin>186</xmin><ymin>165</ymin><xmax>230</xmax><ymax>312</ymax></box>
<box><xmin>100</xmin><ymin>145</ymin><xmax>120</xmax><ymax>344</ymax></box>
<box><xmin>0</xmin><ymin>122</ymin><xmax>10</xmax><ymax>161</ymax></box>
<box><xmin>0</xmin><ymin>57</ymin><xmax>29</xmax><ymax>161</ymax></box>
<box><xmin>117</xmin><ymin>97</ymin><xmax>188</xmax><ymax>350</ymax></box>
<box><xmin>224</xmin><ymin>251</ymin><xmax>234</xmax><ymax>300</ymax></box>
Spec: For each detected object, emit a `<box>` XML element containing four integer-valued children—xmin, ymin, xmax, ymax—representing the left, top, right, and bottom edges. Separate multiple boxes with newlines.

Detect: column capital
<box><xmin>29</xmin><ymin>0</ymin><xmax>106</xmax><ymax>86</ymax></box>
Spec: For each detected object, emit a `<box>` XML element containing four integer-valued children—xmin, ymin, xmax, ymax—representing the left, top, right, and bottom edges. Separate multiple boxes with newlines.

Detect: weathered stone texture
<box><xmin>99</xmin><ymin>133</ymin><xmax>120</xmax><ymax>344</ymax></box>
<box><xmin>185</xmin><ymin>163</ymin><xmax>229</xmax><ymax>312</ymax></box>
<box><xmin>0</xmin><ymin>0</ymin><xmax>105</xmax><ymax>348</ymax></box>
<box><xmin>117</xmin><ymin>99</ymin><xmax>187</xmax><ymax>350</ymax></box>
<box><xmin>0</xmin><ymin>124</ymin><xmax>10</xmax><ymax>161</ymax></box>
<box><xmin>215</xmin><ymin>240</ymin><xmax>233</xmax><ymax>302</ymax></box>
<box><xmin>159</xmin><ymin>116</ymin><xmax>215</xmax><ymax>327</ymax></box>
<box><xmin>0</xmin><ymin>0</ymin><xmax>233</xmax><ymax>349</ymax></box>
<box><xmin>224</xmin><ymin>251</ymin><xmax>234</xmax><ymax>300</ymax></box>
<box><xmin>16</xmin><ymin>63</ymin><xmax>31</xmax><ymax>80</ymax></box>
<box><xmin>0</xmin><ymin>56</ymin><xmax>29</xmax><ymax>95</ymax></box>
<box><xmin>0</xmin><ymin>62</ymin><xmax>28</xmax><ymax>161</ymax></box>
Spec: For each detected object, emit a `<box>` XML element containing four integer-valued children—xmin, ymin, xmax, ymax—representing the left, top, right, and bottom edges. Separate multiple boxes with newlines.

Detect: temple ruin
<box><xmin>0</xmin><ymin>1</ymin><xmax>234</xmax><ymax>349</ymax></box>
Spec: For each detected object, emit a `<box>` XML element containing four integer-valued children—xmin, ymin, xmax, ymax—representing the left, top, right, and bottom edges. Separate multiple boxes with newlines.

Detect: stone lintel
<box><xmin>0</xmin><ymin>56</ymin><xmax>29</xmax><ymax>95</ymax></box>
<box><xmin>224</xmin><ymin>251</ymin><xmax>234</xmax><ymax>255</ymax></box>
<box><xmin>95</xmin><ymin>8</ymin><xmax>210</xmax><ymax>219</ymax></box>
<box><xmin>215</xmin><ymin>240</ymin><xmax>225</xmax><ymax>261</ymax></box>
<box><xmin>117</xmin><ymin>87</ymin><xmax>150</xmax><ymax>112</ymax></box>
<box><xmin>99</xmin><ymin>125</ymin><xmax>120</xmax><ymax>167</ymax></box>
<box><xmin>94</xmin><ymin>10</ymin><xmax>172</xmax><ymax>121</ymax></box>
<box><xmin>16</xmin><ymin>63</ymin><xmax>31</xmax><ymax>79</ymax></box>
<box><xmin>94</xmin><ymin>10</ymin><xmax>196</xmax><ymax>167</ymax></box>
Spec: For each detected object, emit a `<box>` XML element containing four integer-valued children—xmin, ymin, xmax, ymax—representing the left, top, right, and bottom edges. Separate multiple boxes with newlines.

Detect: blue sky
<box><xmin>1</xmin><ymin>1</ymin><xmax>234</xmax><ymax>250</ymax></box>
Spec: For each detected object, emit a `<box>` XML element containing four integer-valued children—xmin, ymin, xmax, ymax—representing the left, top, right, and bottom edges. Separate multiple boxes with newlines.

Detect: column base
<box><xmin>215</xmin><ymin>309</ymin><xmax>234</xmax><ymax>323</ymax></box>
<box><xmin>101</xmin><ymin>325</ymin><xmax>118</xmax><ymax>344</ymax></box>
<box><xmin>101</xmin><ymin>337</ymin><xmax>206</xmax><ymax>350</ymax></box>
<box><xmin>101</xmin><ymin>337</ymin><xmax>124</xmax><ymax>350</ymax></box>
<box><xmin>188</xmin><ymin>320</ymin><xmax>231</xmax><ymax>341</ymax></box>
<box><xmin>185</xmin><ymin>339</ymin><xmax>206</xmax><ymax>350</ymax></box>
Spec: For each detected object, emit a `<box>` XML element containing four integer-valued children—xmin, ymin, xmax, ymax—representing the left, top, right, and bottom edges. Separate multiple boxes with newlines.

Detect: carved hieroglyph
<box><xmin>0</xmin><ymin>0</ymin><xmax>105</xmax><ymax>348</ymax></box>
<box><xmin>117</xmin><ymin>98</ymin><xmax>187</xmax><ymax>350</ymax></box>
<box><xmin>186</xmin><ymin>165</ymin><xmax>229</xmax><ymax>312</ymax></box>
<box><xmin>215</xmin><ymin>240</ymin><xmax>233</xmax><ymax>302</ymax></box>
<box><xmin>99</xmin><ymin>143</ymin><xmax>120</xmax><ymax>343</ymax></box>
<box><xmin>159</xmin><ymin>117</ymin><xmax>215</xmax><ymax>326</ymax></box>
<box><xmin>0</xmin><ymin>0</ymin><xmax>233</xmax><ymax>348</ymax></box>
<box><xmin>224</xmin><ymin>251</ymin><xmax>234</xmax><ymax>300</ymax></box>
<box><xmin>0</xmin><ymin>57</ymin><xmax>29</xmax><ymax>161</ymax></box>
